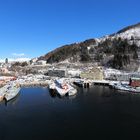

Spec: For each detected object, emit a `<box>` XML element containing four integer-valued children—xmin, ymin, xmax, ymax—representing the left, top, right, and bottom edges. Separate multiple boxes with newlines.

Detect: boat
<box><xmin>49</xmin><ymin>82</ymin><xmax>56</xmax><ymax>90</ymax></box>
<box><xmin>49</xmin><ymin>79</ymin><xmax>77</xmax><ymax>97</ymax></box>
<box><xmin>109</xmin><ymin>82</ymin><xmax>140</xmax><ymax>93</ymax></box>
<box><xmin>0</xmin><ymin>82</ymin><xmax>20</xmax><ymax>102</ymax></box>
<box><xmin>4</xmin><ymin>84</ymin><xmax>21</xmax><ymax>101</ymax></box>
<box><xmin>55</xmin><ymin>79</ymin><xmax>70</xmax><ymax>96</ymax></box>
<box><xmin>67</xmin><ymin>84</ymin><xmax>77</xmax><ymax>96</ymax></box>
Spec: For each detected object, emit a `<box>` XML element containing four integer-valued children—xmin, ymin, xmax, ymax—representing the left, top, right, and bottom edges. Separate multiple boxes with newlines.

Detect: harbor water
<box><xmin>0</xmin><ymin>85</ymin><xmax>140</xmax><ymax>139</ymax></box>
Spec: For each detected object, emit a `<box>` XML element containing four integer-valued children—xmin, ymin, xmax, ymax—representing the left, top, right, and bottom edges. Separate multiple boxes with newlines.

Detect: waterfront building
<box><xmin>80</xmin><ymin>67</ymin><xmax>104</xmax><ymax>80</ymax></box>
<box><xmin>47</xmin><ymin>69</ymin><xmax>68</xmax><ymax>77</ymax></box>
<box><xmin>67</xmin><ymin>69</ymin><xmax>81</xmax><ymax>78</ymax></box>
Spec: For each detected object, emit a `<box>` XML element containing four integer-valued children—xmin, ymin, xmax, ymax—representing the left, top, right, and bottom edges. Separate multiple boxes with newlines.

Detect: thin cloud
<box><xmin>0</xmin><ymin>58</ymin><xmax>30</xmax><ymax>62</ymax></box>
<box><xmin>12</xmin><ymin>53</ymin><xmax>25</xmax><ymax>57</ymax></box>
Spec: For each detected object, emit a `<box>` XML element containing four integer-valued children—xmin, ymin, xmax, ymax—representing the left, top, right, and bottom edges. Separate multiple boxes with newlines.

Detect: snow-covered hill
<box><xmin>99</xmin><ymin>22</ymin><xmax>140</xmax><ymax>45</ymax></box>
<box><xmin>38</xmin><ymin>22</ymin><xmax>140</xmax><ymax>71</ymax></box>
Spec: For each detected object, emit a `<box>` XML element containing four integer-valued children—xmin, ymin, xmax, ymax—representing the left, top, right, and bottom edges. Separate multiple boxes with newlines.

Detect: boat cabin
<box><xmin>129</xmin><ymin>77</ymin><xmax>140</xmax><ymax>87</ymax></box>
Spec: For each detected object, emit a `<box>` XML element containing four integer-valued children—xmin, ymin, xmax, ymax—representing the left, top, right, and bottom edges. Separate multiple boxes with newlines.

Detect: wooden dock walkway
<box><xmin>92</xmin><ymin>80</ymin><xmax>110</xmax><ymax>86</ymax></box>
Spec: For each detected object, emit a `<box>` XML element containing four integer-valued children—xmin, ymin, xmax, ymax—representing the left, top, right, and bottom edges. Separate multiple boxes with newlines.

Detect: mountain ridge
<box><xmin>38</xmin><ymin>22</ymin><xmax>140</xmax><ymax>71</ymax></box>
<box><xmin>117</xmin><ymin>22</ymin><xmax>140</xmax><ymax>34</ymax></box>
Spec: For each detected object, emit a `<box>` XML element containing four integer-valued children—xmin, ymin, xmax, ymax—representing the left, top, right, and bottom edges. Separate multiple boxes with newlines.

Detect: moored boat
<box><xmin>4</xmin><ymin>85</ymin><xmax>20</xmax><ymax>101</ymax></box>
<box><xmin>67</xmin><ymin>85</ymin><xmax>77</xmax><ymax>96</ymax></box>
<box><xmin>49</xmin><ymin>79</ymin><xmax>77</xmax><ymax>97</ymax></box>
<box><xmin>109</xmin><ymin>82</ymin><xmax>140</xmax><ymax>93</ymax></box>
<box><xmin>0</xmin><ymin>82</ymin><xmax>21</xmax><ymax>102</ymax></box>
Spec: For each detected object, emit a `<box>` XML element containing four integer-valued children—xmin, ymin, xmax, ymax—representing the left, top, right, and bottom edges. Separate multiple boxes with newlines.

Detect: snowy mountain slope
<box><xmin>113</xmin><ymin>23</ymin><xmax>140</xmax><ymax>46</ymax></box>
<box><xmin>38</xmin><ymin>22</ymin><xmax>140</xmax><ymax>71</ymax></box>
<box><xmin>99</xmin><ymin>22</ymin><xmax>140</xmax><ymax>45</ymax></box>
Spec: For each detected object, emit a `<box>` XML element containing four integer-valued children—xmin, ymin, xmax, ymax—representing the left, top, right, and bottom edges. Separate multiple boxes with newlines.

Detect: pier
<box><xmin>93</xmin><ymin>80</ymin><xmax>110</xmax><ymax>86</ymax></box>
<box><xmin>73</xmin><ymin>79</ymin><xmax>91</xmax><ymax>88</ymax></box>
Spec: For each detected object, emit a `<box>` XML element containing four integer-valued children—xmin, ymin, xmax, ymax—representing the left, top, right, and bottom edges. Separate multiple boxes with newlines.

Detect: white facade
<box><xmin>33</xmin><ymin>60</ymin><xmax>46</xmax><ymax>65</ymax></box>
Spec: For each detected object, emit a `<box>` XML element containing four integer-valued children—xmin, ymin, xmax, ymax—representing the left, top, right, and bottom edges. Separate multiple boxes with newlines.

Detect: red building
<box><xmin>129</xmin><ymin>77</ymin><xmax>140</xmax><ymax>87</ymax></box>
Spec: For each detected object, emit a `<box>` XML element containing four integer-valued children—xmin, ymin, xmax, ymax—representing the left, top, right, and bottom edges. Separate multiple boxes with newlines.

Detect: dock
<box><xmin>92</xmin><ymin>80</ymin><xmax>129</xmax><ymax>87</ymax></box>
<box><xmin>93</xmin><ymin>80</ymin><xmax>110</xmax><ymax>86</ymax></box>
<box><xmin>73</xmin><ymin>79</ymin><xmax>112</xmax><ymax>88</ymax></box>
<box><xmin>73</xmin><ymin>79</ymin><xmax>91</xmax><ymax>88</ymax></box>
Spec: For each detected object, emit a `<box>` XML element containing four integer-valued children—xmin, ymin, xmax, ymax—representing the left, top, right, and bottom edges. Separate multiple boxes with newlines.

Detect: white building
<box><xmin>33</xmin><ymin>60</ymin><xmax>46</xmax><ymax>66</ymax></box>
<box><xmin>67</xmin><ymin>69</ymin><xmax>81</xmax><ymax>77</ymax></box>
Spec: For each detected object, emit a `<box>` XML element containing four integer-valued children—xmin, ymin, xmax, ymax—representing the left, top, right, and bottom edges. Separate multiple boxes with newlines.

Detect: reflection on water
<box><xmin>48</xmin><ymin>89</ymin><xmax>57</xmax><ymax>98</ymax></box>
<box><xmin>0</xmin><ymin>86</ymin><xmax>140</xmax><ymax>140</ymax></box>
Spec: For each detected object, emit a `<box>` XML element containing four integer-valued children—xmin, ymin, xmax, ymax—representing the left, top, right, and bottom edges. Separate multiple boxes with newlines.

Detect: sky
<box><xmin>0</xmin><ymin>0</ymin><xmax>140</xmax><ymax>60</ymax></box>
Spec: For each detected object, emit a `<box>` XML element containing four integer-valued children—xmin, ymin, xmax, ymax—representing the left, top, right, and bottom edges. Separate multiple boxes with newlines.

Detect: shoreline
<box><xmin>0</xmin><ymin>78</ymin><xmax>129</xmax><ymax>88</ymax></box>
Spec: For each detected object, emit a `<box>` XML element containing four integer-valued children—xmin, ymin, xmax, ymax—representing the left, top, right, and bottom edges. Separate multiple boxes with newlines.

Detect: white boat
<box><xmin>67</xmin><ymin>85</ymin><xmax>77</xmax><ymax>96</ymax></box>
<box><xmin>4</xmin><ymin>85</ymin><xmax>20</xmax><ymax>101</ymax></box>
<box><xmin>110</xmin><ymin>82</ymin><xmax>140</xmax><ymax>93</ymax></box>
<box><xmin>0</xmin><ymin>82</ymin><xmax>21</xmax><ymax>102</ymax></box>
<box><xmin>49</xmin><ymin>79</ymin><xmax>77</xmax><ymax>97</ymax></box>
<box><xmin>55</xmin><ymin>85</ymin><xmax>69</xmax><ymax>96</ymax></box>
<box><xmin>49</xmin><ymin>82</ymin><xmax>56</xmax><ymax>90</ymax></box>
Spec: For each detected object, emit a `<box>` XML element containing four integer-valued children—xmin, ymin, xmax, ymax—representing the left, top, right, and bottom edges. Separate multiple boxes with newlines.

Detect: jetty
<box><xmin>73</xmin><ymin>79</ymin><xmax>92</xmax><ymax>88</ymax></box>
<box><xmin>93</xmin><ymin>80</ymin><xmax>110</xmax><ymax>86</ymax></box>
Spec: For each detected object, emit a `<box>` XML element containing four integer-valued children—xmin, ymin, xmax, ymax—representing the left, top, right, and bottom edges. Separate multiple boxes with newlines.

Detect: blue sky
<box><xmin>0</xmin><ymin>0</ymin><xmax>140</xmax><ymax>59</ymax></box>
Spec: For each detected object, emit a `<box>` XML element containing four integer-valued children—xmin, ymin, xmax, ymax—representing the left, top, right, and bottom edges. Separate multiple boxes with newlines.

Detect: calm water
<box><xmin>0</xmin><ymin>85</ymin><xmax>140</xmax><ymax>140</ymax></box>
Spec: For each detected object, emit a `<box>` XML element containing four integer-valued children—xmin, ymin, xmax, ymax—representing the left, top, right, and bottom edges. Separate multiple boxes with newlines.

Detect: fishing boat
<box><xmin>55</xmin><ymin>79</ymin><xmax>70</xmax><ymax>96</ymax></box>
<box><xmin>49</xmin><ymin>79</ymin><xmax>77</xmax><ymax>97</ymax></box>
